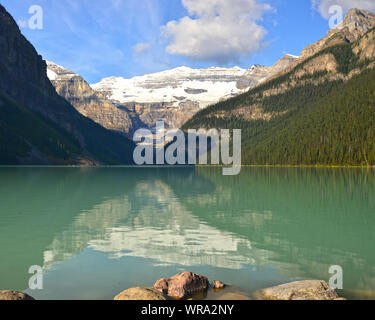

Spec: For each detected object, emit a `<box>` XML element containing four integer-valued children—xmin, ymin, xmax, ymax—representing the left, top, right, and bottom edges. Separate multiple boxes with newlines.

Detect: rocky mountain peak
<box><xmin>301</xmin><ymin>8</ymin><xmax>375</xmax><ymax>59</ymax></box>
<box><xmin>247</xmin><ymin>64</ymin><xmax>261</xmax><ymax>72</ymax></box>
<box><xmin>46</xmin><ymin>61</ymin><xmax>78</xmax><ymax>80</ymax></box>
<box><xmin>330</xmin><ymin>8</ymin><xmax>375</xmax><ymax>38</ymax></box>
<box><xmin>273</xmin><ymin>54</ymin><xmax>299</xmax><ymax>68</ymax></box>
<box><xmin>46</xmin><ymin>61</ymin><xmax>133</xmax><ymax>135</ymax></box>
<box><xmin>344</xmin><ymin>8</ymin><xmax>375</xmax><ymax>26</ymax></box>
<box><xmin>236</xmin><ymin>54</ymin><xmax>298</xmax><ymax>90</ymax></box>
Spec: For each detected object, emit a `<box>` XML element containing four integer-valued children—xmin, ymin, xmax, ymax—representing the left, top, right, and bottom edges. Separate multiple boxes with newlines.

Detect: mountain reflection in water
<box><xmin>0</xmin><ymin>167</ymin><xmax>374</xmax><ymax>300</ymax></box>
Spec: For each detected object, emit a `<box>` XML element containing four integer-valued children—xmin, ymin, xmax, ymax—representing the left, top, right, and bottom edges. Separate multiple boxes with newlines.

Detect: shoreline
<box><xmin>2</xmin><ymin>274</ymin><xmax>348</xmax><ymax>301</ymax></box>
<box><xmin>0</xmin><ymin>164</ymin><xmax>374</xmax><ymax>168</ymax></box>
<box><xmin>197</xmin><ymin>164</ymin><xmax>375</xmax><ymax>169</ymax></box>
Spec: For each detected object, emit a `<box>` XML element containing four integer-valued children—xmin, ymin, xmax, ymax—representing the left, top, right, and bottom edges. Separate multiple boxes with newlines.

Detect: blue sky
<box><xmin>1</xmin><ymin>0</ymin><xmax>373</xmax><ymax>83</ymax></box>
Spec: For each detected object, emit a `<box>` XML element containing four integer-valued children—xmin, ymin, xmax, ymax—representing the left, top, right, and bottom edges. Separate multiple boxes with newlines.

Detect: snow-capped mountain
<box><xmin>91</xmin><ymin>55</ymin><xmax>298</xmax><ymax>111</ymax></box>
<box><xmin>46</xmin><ymin>55</ymin><xmax>297</xmax><ymax>133</ymax></box>
<box><xmin>91</xmin><ymin>66</ymin><xmax>249</xmax><ymax>109</ymax></box>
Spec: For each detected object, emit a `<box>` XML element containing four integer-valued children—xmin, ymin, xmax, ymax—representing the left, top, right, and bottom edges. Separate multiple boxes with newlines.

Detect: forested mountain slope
<box><xmin>183</xmin><ymin>10</ymin><xmax>375</xmax><ymax>166</ymax></box>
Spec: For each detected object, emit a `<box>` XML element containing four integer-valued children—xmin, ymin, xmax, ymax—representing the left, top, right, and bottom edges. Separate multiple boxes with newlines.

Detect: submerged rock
<box><xmin>114</xmin><ymin>287</ymin><xmax>173</xmax><ymax>301</ymax></box>
<box><xmin>154</xmin><ymin>271</ymin><xmax>209</xmax><ymax>299</ymax></box>
<box><xmin>215</xmin><ymin>292</ymin><xmax>252</xmax><ymax>300</ymax></box>
<box><xmin>255</xmin><ymin>280</ymin><xmax>343</xmax><ymax>300</ymax></box>
<box><xmin>213</xmin><ymin>280</ymin><xmax>226</xmax><ymax>290</ymax></box>
<box><xmin>0</xmin><ymin>290</ymin><xmax>35</xmax><ymax>300</ymax></box>
<box><xmin>203</xmin><ymin>284</ymin><xmax>252</xmax><ymax>300</ymax></box>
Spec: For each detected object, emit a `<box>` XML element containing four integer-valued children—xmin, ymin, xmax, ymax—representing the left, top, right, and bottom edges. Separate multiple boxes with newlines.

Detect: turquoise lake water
<box><xmin>0</xmin><ymin>167</ymin><xmax>374</xmax><ymax>300</ymax></box>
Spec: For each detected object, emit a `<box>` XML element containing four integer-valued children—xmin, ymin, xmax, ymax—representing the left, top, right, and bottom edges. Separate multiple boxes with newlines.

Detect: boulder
<box><xmin>114</xmin><ymin>287</ymin><xmax>173</xmax><ymax>301</ymax></box>
<box><xmin>213</xmin><ymin>280</ymin><xmax>226</xmax><ymax>290</ymax></box>
<box><xmin>0</xmin><ymin>290</ymin><xmax>35</xmax><ymax>300</ymax></box>
<box><xmin>154</xmin><ymin>271</ymin><xmax>209</xmax><ymax>299</ymax></box>
<box><xmin>255</xmin><ymin>280</ymin><xmax>342</xmax><ymax>300</ymax></box>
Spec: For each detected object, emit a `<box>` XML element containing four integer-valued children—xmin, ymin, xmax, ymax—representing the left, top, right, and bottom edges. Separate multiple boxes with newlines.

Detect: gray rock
<box><xmin>254</xmin><ymin>280</ymin><xmax>343</xmax><ymax>300</ymax></box>
<box><xmin>0</xmin><ymin>290</ymin><xmax>35</xmax><ymax>300</ymax></box>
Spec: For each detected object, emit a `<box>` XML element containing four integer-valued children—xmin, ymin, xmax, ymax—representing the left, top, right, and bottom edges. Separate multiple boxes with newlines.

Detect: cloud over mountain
<box><xmin>312</xmin><ymin>0</ymin><xmax>375</xmax><ymax>19</ymax></box>
<box><xmin>162</xmin><ymin>0</ymin><xmax>272</xmax><ymax>64</ymax></box>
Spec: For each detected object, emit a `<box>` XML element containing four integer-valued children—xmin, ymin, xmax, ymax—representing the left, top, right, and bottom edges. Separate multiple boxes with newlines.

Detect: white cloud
<box><xmin>133</xmin><ymin>42</ymin><xmax>151</xmax><ymax>54</ymax></box>
<box><xmin>312</xmin><ymin>0</ymin><xmax>375</xmax><ymax>19</ymax></box>
<box><xmin>162</xmin><ymin>0</ymin><xmax>273</xmax><ymax>64</ymax></box>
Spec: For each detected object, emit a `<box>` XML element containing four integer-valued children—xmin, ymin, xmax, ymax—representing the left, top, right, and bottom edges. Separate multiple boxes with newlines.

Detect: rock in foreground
<box><xmin>154</xmin><ymin>271</ymin><xmax>209</xmax><ymax>299</ymax></box>
<box><xmin>0</xmin><ymin>290</ymin><xmax>35</xmax><ymax>300</ymax></box>
<box><xmin>255</xmin><ymin>280</ymin><xmax>343</xmax><ymax>300</ymax></box>
<box><xmin>114</xmin><ymin>287</ymin><xmax>173</xmax><ymax>301</ymax></box>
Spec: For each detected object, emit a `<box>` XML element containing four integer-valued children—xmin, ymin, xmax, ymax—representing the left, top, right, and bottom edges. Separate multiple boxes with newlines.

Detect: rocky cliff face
<box><xmin>119</xmin><ymin>100</ymin><xmax>200</xmax><ymax>130</ymax></box>
<box><xmin>353</xmin><ymin>27</ymin><xmax>375</xmax><ymax>61</ymax></box>
<box><xmin>0</xmin><ymin>4</ymin><xmax>134</xmax><ymax>164</ymax></box>
<box><xmin>47</xmin><ymin>62</ymin><xmax>133</xmax><ymax>134</ymax></box>
<box><xmin>236</xmin><ymin>54</ymin><xmax>298</xmax><ymax>89</ymax></box>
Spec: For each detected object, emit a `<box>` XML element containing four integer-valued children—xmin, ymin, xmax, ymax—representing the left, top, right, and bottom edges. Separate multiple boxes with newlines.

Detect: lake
<box><xmin>0</xmin><ymin>167</ymin><xmax>374</xmax><ymax>300</ymax></box>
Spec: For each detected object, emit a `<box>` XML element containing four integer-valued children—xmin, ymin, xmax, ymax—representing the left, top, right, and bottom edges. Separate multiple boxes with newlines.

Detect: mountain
<box><xmin>183</xmin><ymin>9</ymin><xmax>375</xmax><ymax>166</ymax></box>
<box><xmin>236</xmin><ymin>54</ymin><xmax>298</xmax><ymax>89</ymax></box>
<box><xmin>46</xmin><ymin>61</ymin><xmax>133</xmax><ymax>135</ymax></box>
<box><xmin>0</xmin><ymin>5</ymin><xmax>134</xmax><ymax>165</ymax></box>
<box><xmin>300</xmin><ymin>8</ymin><xmax>375</xmax><ymax>60</ymax></box>
<box><xmin>92</xmin><ymin>66</ymin><xmax>244</xmax><ymax>130</ymax></box>
<box><xmin>93</xmin><ymin>66</ymin><xmax>246</xmax><ymax>108</ymax></box>
<box><xmin>91</xmin><ymin>57</ymin><xmax>296</xmax><ymax>130</ymax></box>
